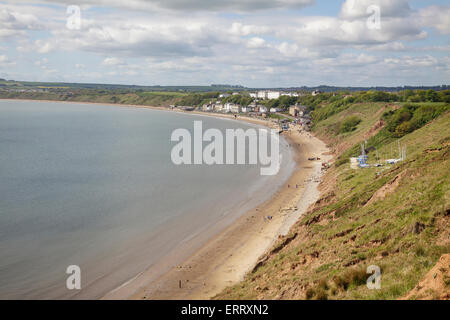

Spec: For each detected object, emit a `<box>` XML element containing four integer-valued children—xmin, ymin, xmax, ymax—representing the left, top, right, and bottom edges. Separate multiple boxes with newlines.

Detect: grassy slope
<box><xmin>215</xmin><ymin>103</ymin><xmax>449</xmax><ymax>300</ymax></box>
<box><xmin>0</xmin><ymin>90</ymin><xmax>191</xmax><ymax>107</ymax></box>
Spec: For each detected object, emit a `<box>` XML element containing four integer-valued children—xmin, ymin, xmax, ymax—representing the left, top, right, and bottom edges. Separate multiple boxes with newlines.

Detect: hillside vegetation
<box><xmin>216</xmin><ymin>99</ymin><xmax>449</xmax><ymax>300</ymax></box>
<box><xmin>0</xmin><ymin>89</ymin><xmax>223</xmax><ymax>107</ymax></box>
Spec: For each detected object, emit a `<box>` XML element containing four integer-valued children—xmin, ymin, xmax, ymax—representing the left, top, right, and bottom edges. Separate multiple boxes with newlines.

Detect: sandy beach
<box><xmin>101</xmin><ymin>109</ymin><xmax>330</xmax><ymax>300</ymax></box>
<box><xmin>1</xmin><ymin>99</ymin><xmax>330</xmax><ymax>300</ymax></box>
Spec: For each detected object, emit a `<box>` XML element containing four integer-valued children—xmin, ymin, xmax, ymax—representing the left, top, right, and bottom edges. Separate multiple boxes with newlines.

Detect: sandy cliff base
<box><xmin>401</xmin><ymin>254</ymin><xmax>450</xmax><ymax>300</ymax></box>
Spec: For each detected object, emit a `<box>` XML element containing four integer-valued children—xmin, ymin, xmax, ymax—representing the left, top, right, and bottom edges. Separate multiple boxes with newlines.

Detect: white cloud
<box><xmin>0</xmin><ymin>55</ymin><xmax>16</xmax><ymax>67</ymax></box>
<box><xmin>340</xmin><ymin>0</ymin><xmax>411</xmax><ymax>19</ymax></box>
<box><xmin>1</xmin><ymin>0</ymin><xmax>449</xmax><ymax>86</ymax></box>
<box><xmin>11</xmin><ymin>0</ymin><xmax>315</xmax><ymax>12</ymax></box>
<box><xmin>384</xmin><ymin>55</ymin><xmax>439</xmax><ymax>68</ymax></box>
<box><xmin>419</xmin><ymin>6</ymin><xmax>450</xmax><ymax>35</ymax></box>
<box><xmin>317</xmin><ymin>53</ymin><xmax>379</xmax><ymax>67</ymax></box>
<box><xmin>102</xmin><ymin>57</ymin><xmax>125</xmax><ymax>66</ymax></box>
<box><xmin>246</xmin><ymin>37</ymin><xmax>266</xmax><ymax>49</ymax></box>
<box><xmin>230</xmin><ymin>22</ymin><xmax>271</xmax><ymax>36</ymax></box>
<box><xmin>0</xmin><ymin>8</ymin><xmax>43</xmax><ymax>38</ymax></box>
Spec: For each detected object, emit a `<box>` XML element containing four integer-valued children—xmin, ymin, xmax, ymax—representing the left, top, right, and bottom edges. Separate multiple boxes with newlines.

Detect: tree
<box><xmin>425</xmin><ymin>89</ymin><xmax>439</xmax><ymax>102</ymax></box>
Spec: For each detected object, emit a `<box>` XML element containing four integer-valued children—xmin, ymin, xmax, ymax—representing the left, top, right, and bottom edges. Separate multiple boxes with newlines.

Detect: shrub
<box><xmin>315</xmin><ymin>289</ymin><xmax>328</xmax><ymax>300</ymax></box>
<box><xmin>339</xmin><ymin>116</ymin><xmax>362</xmax><ymax>133</ymax></box>
<box><xmin>415</xmin><ymin>245</ymin><xmax>426</xmax><ymax>257</ymax></box>
<box><xmin>334</xmin><ymin>267</ymin><xmax>368</xmax><ymax>290</ymax></box>
<box><xmin>305</xmin><ymin>288</ymin><xmax>315</xmax><ymax>300</ymax></box>
<box><xmin>318</xmin><ymin>278</ymin><xmax>329</xmax><ymax>291</ymax></box>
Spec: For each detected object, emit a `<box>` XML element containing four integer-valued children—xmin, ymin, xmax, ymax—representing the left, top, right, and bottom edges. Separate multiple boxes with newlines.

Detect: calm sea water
<box><xmin>0</xmin><ymin>100</ymin><xmax>294</xmax><ymax>299</ymax></box>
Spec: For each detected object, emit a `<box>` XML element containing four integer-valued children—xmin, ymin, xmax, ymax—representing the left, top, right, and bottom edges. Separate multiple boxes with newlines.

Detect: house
<box><xmin>230</xmin><ymin>103</ymin><xmax>241</xmax><ymax>113</ymax></box>
<box><xmin>222</xmin><ymin>103</ymin><xmax>232</xmax><ymax>113</ymax></box>
<box><xmin>202</xmin><ymin>103</ymin><xmax>214</xmax><ymax>112</ymax></box>
<box><xmin>257</xmin><ymin>91</ymin><xmax>267</xmax><ymax>99</ymax></box>
<box><xmin>269</xmin><ymin>107</ymin><xmax>281</xmax><ymax>113</ymax></box>
<box><xmin>242</xmin><ymin>102</ymin><xmax>258</xmax><ymax>113</ymax></box>
<box><xmin>219</xmin><ymin>93</ymin><xmax>231</xmax><ymax>98</ymax></box>
<box><xmin>223</xmin><ymin>102</ymin><xmax>240</xmax><ymax>113</ymax></box>
<box><xmin>289</xmin><ymin>104</ymin><xmax>307</xmax><ymax>117</ymax></box>
<box><xmin>267</xmin><ymin>91</ymin><xmax>281</xmax><ymax>99</ymax></box>
<box><xmin>241</xmin><ymin>105</ymin><xmax>257</xmax><ymax>113</ymax></box>
<box><xmin>289</xmin><ymin>105</ymin><xmax>300</xmax><ymax>117</ymax></box>
<box><xmin>249</xmin><ymin>92</ymin><xmax>257</xmax><ymax>98</ymax></box>
<box><xmin>214</xmin><ymin>102</ymin><xmax>224</xmax><ymax>112</ymax></box>
<box><xmin>281</xmin><ymin>92</ymin><xmax>299</xmax><ymax>97</ymax></box>
<box><xmin>256</xmin><ymin>90</ymin><xmax>281</xmax><ymax>100</ymax></box>
<box><xmin>259</xmin><ymin>106</ymin><xmax>268</xmax><ymax>113</ymax></box>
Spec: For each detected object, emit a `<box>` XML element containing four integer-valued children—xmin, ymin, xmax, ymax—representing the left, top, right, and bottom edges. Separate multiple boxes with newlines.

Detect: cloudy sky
<box><xmin>0</xmin><ymin>0</ymin><xmax>449</xmax><ymax>87</ymax></box>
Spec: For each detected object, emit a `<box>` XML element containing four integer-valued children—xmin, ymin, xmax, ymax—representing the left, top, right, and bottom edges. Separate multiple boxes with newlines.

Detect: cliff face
<box><xmin>216</xmin><ymin>102</ymin><xmax>450</xmax><ymax>300</ymax></box>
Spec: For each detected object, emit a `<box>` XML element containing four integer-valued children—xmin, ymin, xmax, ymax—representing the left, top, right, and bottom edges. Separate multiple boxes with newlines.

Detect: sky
<box><xmin>0</xmin><ymin>0</ymin><xmax>449</xmax><ymax>87</ymax></box>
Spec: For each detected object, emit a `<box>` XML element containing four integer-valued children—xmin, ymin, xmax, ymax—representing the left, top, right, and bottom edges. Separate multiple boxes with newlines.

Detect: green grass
<box><xmin>215</xmin><ymin>107</ymin><xmax>449</xmax><ymax>300</ymax></box>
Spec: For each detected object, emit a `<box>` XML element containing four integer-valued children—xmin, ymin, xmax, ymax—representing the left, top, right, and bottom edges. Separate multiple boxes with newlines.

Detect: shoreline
<box><xmin>124</xmin><ymin>126</ymin><xmax>330</xmax><ymax>300</ymax></box>
<box><xmin>1</xmin><ymin>98</ymin><xmax>331</xmax><ymax>300</ymax></box>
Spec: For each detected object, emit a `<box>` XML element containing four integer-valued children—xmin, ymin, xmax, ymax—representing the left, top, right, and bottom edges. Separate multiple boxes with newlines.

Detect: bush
<box><xmin>339</xmin><ymin>116</ymin><xmax>362</xmax><ymax>133</ymax></box>
<box><xmin>335</xmin><ymin>157</ymin><xmax>350</xmax><ymax>167</ymax></box>
<box><xmin>315</xmin><ymin>289</ymin><xmax>328</xmax><ymax>300</ymax></box>
<box><xmin>334</xmin><ymin>267</ymin><xmax>368</xmax><ymax>290</ymax></box>
<box><xmin>305</xmin><ymin>288</ymin><xmax>315</xmax><ymax>300</ymax></box>
<box><xmin>385</xmin><ymin>103</ymin><xmax>449</xmax><ymax>138</ymax></box>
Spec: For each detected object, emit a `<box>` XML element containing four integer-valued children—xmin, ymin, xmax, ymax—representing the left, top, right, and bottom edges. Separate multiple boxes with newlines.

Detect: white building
<box><xmin>257</xmin><ymin>90</ymin><xmax>281</xmax><ymax>100</ymax></box>
<box><xmin>230</xmin><ymin>104</ymin><xmax>241</xmax><ymax>113</ymax></box>
<box><xmin>219</xmin><ymin>93</ymin><xmax>231</xmax><ymax>98</ymax></box>
<box><xmin>259</xmin><ymin>106</ymin><xmax>268</xmax><ymax>113</ymax></box>
<box><xmin>202</xmin><ymin>104</ymin><xmax>214</xmax><ymax>112</ymax></box>
<box><xmin>241</xmin><ymin>105</ymin><xmax>256</xmax><ymax>113</ymax></box>
<box><xmin>281</xmin><ymin>92</ymin><xmax>299</xmax><ymax>97</ymax></box>
<box><xmin>267</xmin><ymin>91</ymin><xmax>281</xmax><ymax>99</ymax></box>
<box><xmin>214</xmin><ymin>103</ymin><xmax>224</xmax><ymax>112</ymax></box>
<box><xmin>249</xmin><ymin>92</ymin><xmax>257</xmax><ymax>98</ymax></box>
<box><xmin>224</xmin><ymin>102</ymin><xmax>240</xmax><ymax>113</ymax></box>
<box><xmin>257</xmin><ymin>91</ymin><xmax>267</xmax><ymax>99</ymax></box>
<box><xmin>270</xmin><ymin>107</ymin><xmax>281</xmax><ymax>113</ymax></box>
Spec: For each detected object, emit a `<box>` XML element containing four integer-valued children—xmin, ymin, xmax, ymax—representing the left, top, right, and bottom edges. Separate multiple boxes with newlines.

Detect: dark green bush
<box><xmin>339</xmin><ymin>116</ymin><xmax>362</xmax><ymax>133</ymax></box>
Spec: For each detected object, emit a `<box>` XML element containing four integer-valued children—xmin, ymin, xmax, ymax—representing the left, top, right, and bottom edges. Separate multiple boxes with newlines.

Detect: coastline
<box><xmin>123</xmin><ymin>124</ymin><xmax>330</xmax><ymax>300</ymax></box>
<box><xmin>1</xmin><ymin>98</ymin><xmax>331</xmax><ymax>300</ymax></box>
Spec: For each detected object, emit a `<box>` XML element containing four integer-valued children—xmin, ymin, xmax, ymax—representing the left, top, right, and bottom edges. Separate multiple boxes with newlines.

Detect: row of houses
<box><xmin>219</xmin><ymin>90</ymin><xmax>301</xmax><ymax>100</ymax></box>
<box><xmin>202</xmin><ymin>101</ymin><xmax>282</xmax><ymax>114</ymax></box>
<box><xmin>249</xmin><ymin>91</ymin><xmax>300</xmax><ymax>100</ymax></box>
<box><xmin>219</xmin><ymin>90</ymin><xmax>321</xmax><ymax>100</ymax></box>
